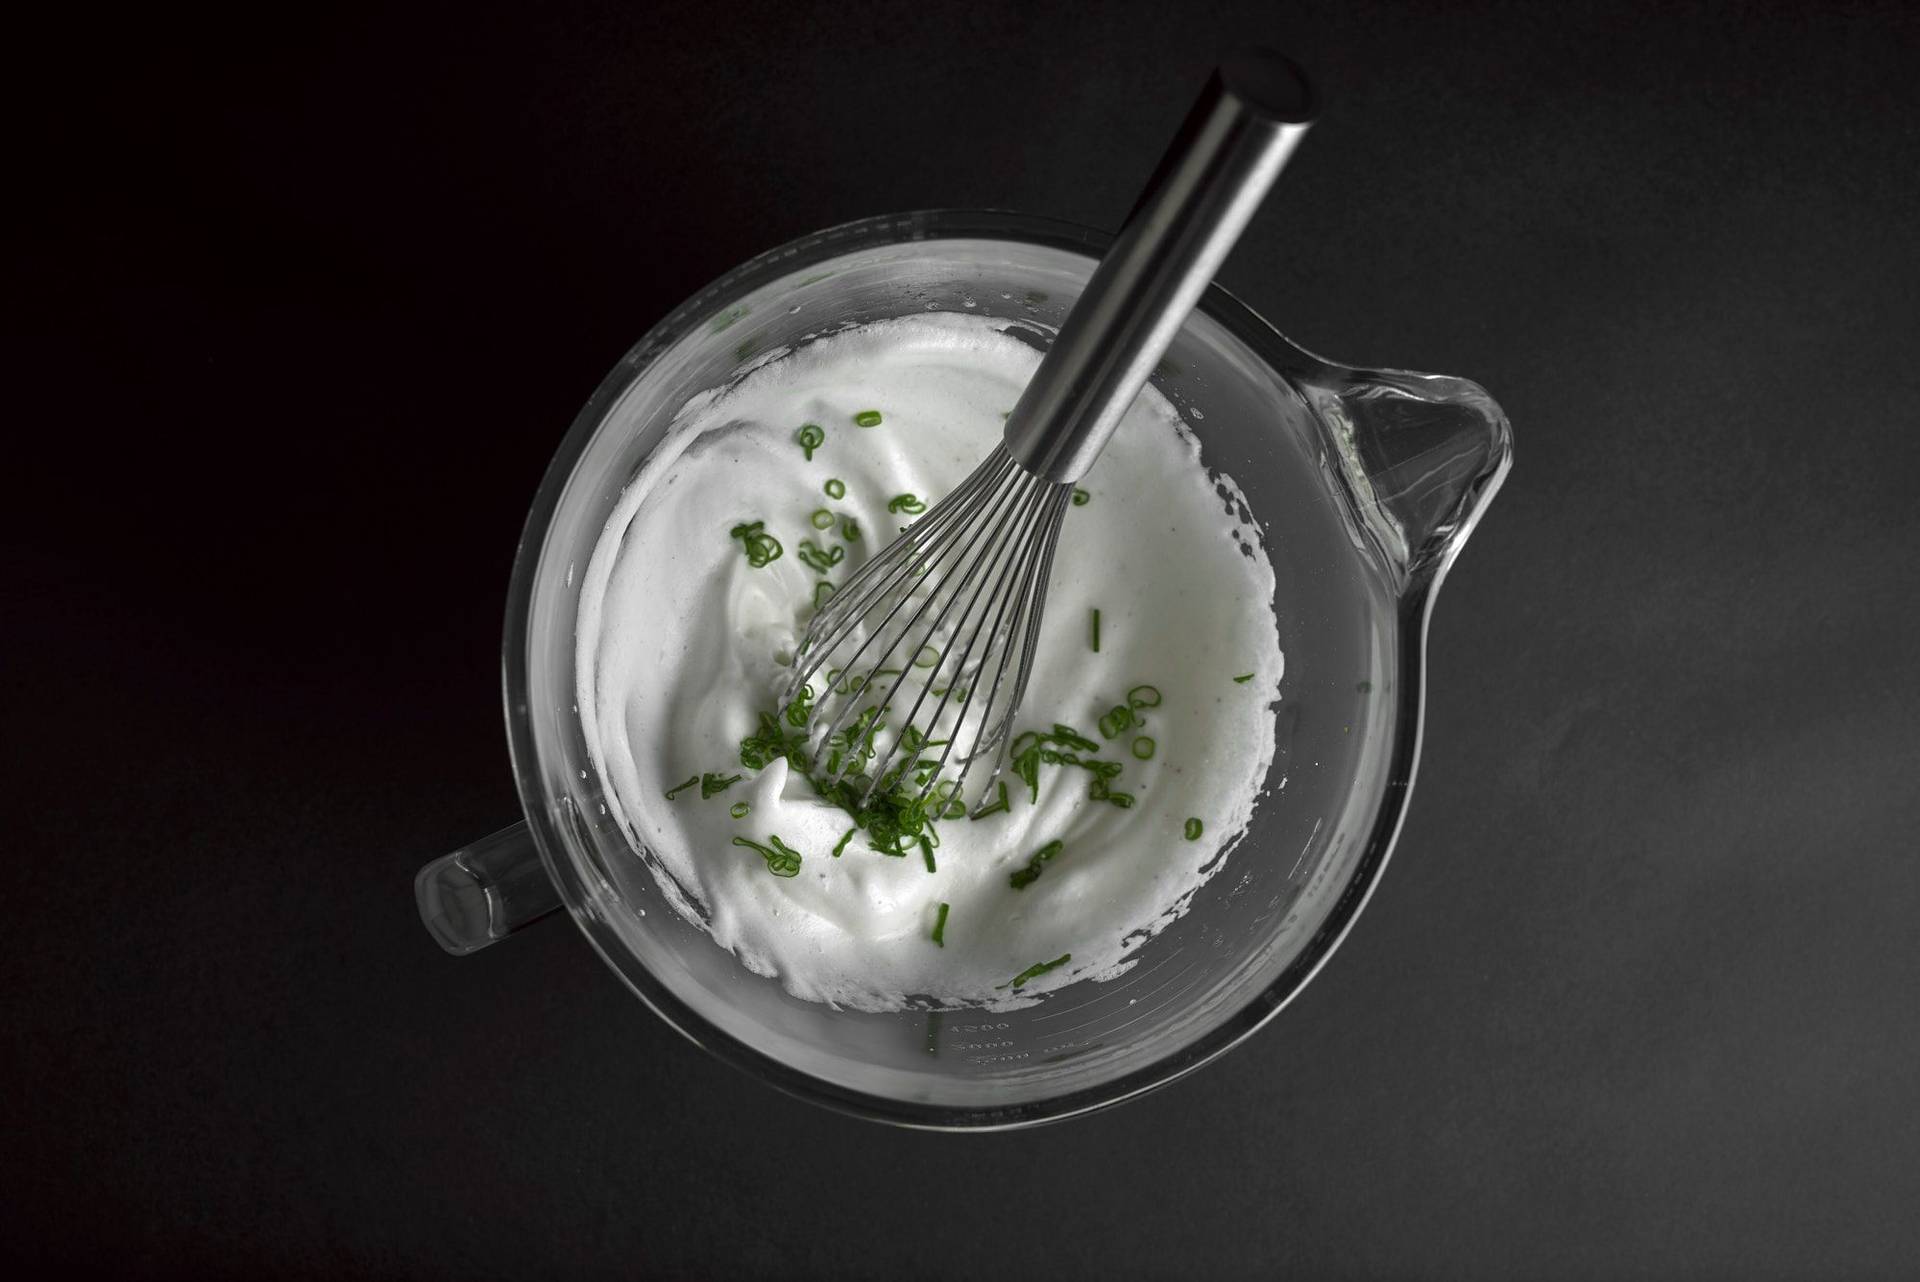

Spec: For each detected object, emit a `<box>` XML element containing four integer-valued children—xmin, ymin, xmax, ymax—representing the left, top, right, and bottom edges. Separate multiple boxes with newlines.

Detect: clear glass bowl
<box><xmin>419</xmin><ymin>210</ymin><xmax>1511</xmax><ymax>1129</ymax></box>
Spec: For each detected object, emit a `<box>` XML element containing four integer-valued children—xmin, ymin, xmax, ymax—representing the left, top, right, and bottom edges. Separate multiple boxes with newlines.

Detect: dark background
<box><xmin>10</xmin><ymin>0</ymin><xmax>1920</xmax><ymax>1276</ymax></box>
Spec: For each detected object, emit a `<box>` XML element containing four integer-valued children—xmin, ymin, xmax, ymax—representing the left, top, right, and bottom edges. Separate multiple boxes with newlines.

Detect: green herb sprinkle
<box><xmin>795</xmin><ymin>423</ymin><xmax>824</xmax><ymax>460</ymax></box>
<box><xmin>1000</xmin><ymin>953</ymin><xmax>1071</xmax><ymax>990</ymax></box>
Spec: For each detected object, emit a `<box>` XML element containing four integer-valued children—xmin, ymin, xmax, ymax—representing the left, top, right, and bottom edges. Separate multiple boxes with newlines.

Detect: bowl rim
<box><xmin>502</xmin><ymin>208</ymin><xmax>1459</xmax><ymax>1130</ymax></box>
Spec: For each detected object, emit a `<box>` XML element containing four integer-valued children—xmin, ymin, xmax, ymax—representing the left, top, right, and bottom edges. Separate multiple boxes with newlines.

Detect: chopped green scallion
<box><xmin>1009</xmin><ymin>839</ymin><xmax>1064</xmax><ymax>890</ymax></box>
<box><xmin>999</xmin><ymin>953</ymin><xmax>1072</xmax><ymax>990</ymax></box>
<box><xmin>728</xmin><ymin>520</ymin><xmax>782</xmax><ymax>568</ymax></box>
<box><xmin>732</xmin><ymin>834</ymin><xmax>803</xmax><ymax>877</ymax></box>
<box><xmin>795</xmin><ymin>423</ymin><xmax>825</xmax><ymax>460</ymax></box>
<box><xmin>970</xmin><ymin>780</ymin><xmax>1011</xmax><ymax>819</ymax></box>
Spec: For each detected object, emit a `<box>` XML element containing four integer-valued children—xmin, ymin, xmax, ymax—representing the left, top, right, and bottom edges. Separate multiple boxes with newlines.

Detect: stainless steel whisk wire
<box><xmin>780</xmin><ymin>50</ymin><xmax>1316</xmax><ymax>809</ymax></box>
<box><xmin>786</xmin><ymin>448</ymin><xmax>1072</xmax><ymax>803</ymax></box>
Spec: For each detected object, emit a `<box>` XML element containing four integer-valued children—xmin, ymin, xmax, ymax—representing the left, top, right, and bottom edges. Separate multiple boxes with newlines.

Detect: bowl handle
<box><xmin>1297</xmin><ymin>367</ymin><xmax>1513</xmax><ymax>590</ymax></box>
<box><xmin>415</xmin><ymin>821</ymin><xmax>562</xmax><ymax>955</ymax></box>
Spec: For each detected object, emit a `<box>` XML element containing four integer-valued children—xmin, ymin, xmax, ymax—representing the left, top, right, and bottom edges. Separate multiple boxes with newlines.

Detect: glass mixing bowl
<box><xmin>415</xmin><ymin>210</ymin><xmax>1511</xmax><ymax>1129</ymax></box>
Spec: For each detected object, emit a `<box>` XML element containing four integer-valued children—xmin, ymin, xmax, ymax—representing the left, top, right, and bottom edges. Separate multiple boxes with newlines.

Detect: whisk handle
<box><xmin>1003</xmin><ymin>50</ymin><xmax>1316</xmax><ymax>483</ymax></box>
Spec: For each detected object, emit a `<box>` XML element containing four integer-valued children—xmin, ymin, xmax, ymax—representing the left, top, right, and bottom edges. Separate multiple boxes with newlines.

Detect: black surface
<box><xmin>11</xmin><ymin>0</ymin><xmax>1920</xmax><ymax>1276</ymax></box>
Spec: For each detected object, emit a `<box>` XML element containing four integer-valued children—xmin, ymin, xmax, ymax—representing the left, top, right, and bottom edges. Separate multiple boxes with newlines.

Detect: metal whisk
<box><xmin>785</xmin><ymin>50</ymin><xmax>1317</xmax><ymax>805</ymax></box>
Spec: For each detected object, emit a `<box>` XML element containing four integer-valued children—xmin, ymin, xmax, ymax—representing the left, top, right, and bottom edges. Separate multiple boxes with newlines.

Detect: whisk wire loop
<box><xmin>783</xmin><ymin>445</ymin><xmax>1072</xmax><ymax>805</ymax></box>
